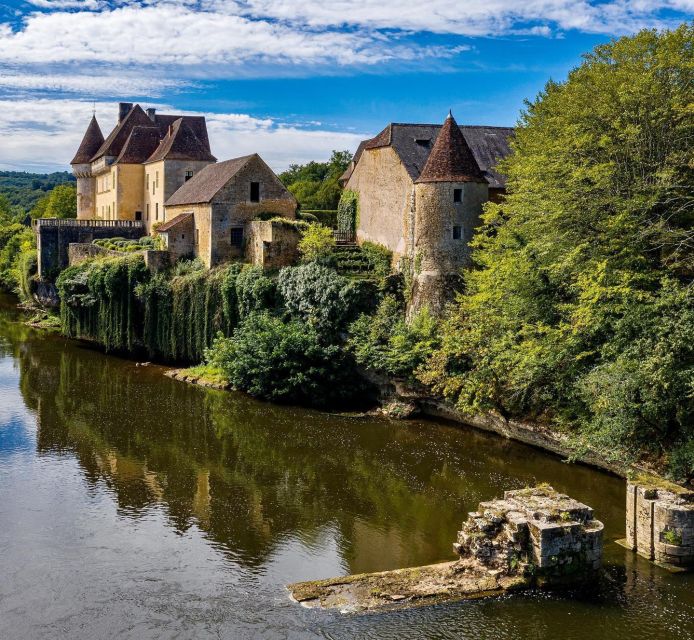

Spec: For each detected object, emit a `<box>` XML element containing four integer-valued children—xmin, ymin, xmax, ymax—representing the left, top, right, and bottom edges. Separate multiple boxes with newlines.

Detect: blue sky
<box><xmin>0</xmin><ymin>1</ymin><xmax>691</xmax><ymax>172</ymax></box>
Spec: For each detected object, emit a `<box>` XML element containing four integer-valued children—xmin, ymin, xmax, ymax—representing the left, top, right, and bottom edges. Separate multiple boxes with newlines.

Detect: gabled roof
<box><xmin>338</xmin><ymin>139</ymin><xmax>367</xmax><ymax>186</ymax></box>
<box><xmin>165</xmin><ymin>155</ymin><xmax>255</xmax><ymax>206</ymax></box>
<box><xmin>157</xmin><ymin>211</ymin><xmax>193</xmax><ymax>232</ymax></box>
<box><xmin>351</xmin><ymin>121</ymin><xmax>514</xmax><ymax>189</ymax></box>
<box><xmin>114</xmin><ymin>126</ymin><xmax>161</xmax><ymax>164</ymax></box>
<box><xmin>146</xmin><ymin>117</ymin><xmax>216</xmax><ymax>163</ymax></box>
<box><xmin>91</xmin><ymin>104</ymin><xmax>153</xmax><ymax>161</ymax></box>
<box><xmin>416</xmin><ymin>113</ymin><xmax>486</xmax><ymax>184</ymax></box>
<box><xmin>70</xmin><ymin>115</ymin><xmax>104</xmax><ymax>165</ymax></box>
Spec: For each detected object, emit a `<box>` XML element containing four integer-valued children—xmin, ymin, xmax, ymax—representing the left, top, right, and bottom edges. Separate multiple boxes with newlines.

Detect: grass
<box><xmin>178</xmin><ymin>364</ymin><xmax>229</xmax><ymax>386</ymax></box>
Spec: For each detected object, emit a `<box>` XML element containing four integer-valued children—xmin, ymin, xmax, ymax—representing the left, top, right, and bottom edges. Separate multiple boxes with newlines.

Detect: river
<box><xmin>0</xmin><ymin>293</ymin><xmax>692</xmax><ymax>639</ymax></box>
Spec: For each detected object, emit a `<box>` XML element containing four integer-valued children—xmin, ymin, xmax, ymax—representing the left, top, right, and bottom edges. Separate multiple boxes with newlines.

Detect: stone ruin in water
<box><xmin>455</xmin><ymin>485</ymin><xmax>604</xmax><ymax>585</ymax></box>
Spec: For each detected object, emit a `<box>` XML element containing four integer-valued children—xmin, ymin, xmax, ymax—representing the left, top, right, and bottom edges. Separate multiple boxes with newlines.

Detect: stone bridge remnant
<box><xmin>288</xmin><ymin>485</ymin><xmax>603</xmax><ymax>611</ymax></box>
<box><xmin>623</xmin><ymin>478</ymin><xmax>694</xmax><ymax>570</ymax></box>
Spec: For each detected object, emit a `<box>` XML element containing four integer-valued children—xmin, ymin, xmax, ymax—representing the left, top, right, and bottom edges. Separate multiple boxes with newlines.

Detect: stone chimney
<box><xmin>118</xmin><ymin>102</ymin><xmax>133</xmax><ymax>123</ymax></box>
<box><xmin>146</xmin><ymin>107</ymin><xmax>156</xmax><ymax>122</ymax></box>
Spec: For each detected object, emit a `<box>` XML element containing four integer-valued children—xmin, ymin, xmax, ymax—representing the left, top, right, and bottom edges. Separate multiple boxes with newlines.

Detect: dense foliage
<box><xmin>420</xmin><ymin>27</ymin><xmax>694</xmax><ymax>479</ymax></box>
<box><xmin>29</xmin><ymin>183</ymin><xmax>77</xmax><ymax>220</ymax></box>
<box><xmin>206</xmin><ymin>312</ymin><xmax>356</xmax><ymax>407</ymax></box>
<box><xmin>337</xmin><ymin>189</ymin><xmax>359</xmax><ymax>234</ymax></box>
<box><xmin>279</xmin><ymin>151</ymin><xmax>352</xmax><ymax>210</ymax></box>
<box><xmin>297</xmin><ymin>223</ymin><xmax>335</xmax><ymax>262</ymax></box>
<box><xmin>0</xmin><ymin>171</ymin><xmax>75</xmax><ymax>216</ymax></box>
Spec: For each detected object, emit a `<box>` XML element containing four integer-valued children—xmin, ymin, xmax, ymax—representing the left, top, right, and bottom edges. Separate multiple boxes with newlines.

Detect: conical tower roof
<box><xmin>70</xmin><ymin>115</ymin><xmax>104</xmax><ymax>165</ymax></box>
<box><xmin>416</xmin><ymin>112</ymin><xmax>486</xmax><ymax>183</ymax></box>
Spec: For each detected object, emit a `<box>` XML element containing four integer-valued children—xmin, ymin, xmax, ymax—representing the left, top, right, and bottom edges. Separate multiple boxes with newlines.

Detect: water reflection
<box><xmin>1</xmin><ymin>293</ymin><xmax>693</xmax><ymax>640</ymax></box>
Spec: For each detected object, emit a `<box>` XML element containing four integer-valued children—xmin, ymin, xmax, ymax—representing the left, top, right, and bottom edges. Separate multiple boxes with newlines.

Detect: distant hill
<box><xmin>0</xmin><ymin>171</ymin><xmax>76</xmax><ymax>214</ymax></box>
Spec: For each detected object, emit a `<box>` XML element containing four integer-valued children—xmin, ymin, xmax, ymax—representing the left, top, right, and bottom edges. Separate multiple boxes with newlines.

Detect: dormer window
<box><xmin>415</xmin><ymin>138</ymin><xmax>431</xmax><ymax>146</ymax></box>
<box><xmin>185</xmin><ymin>170</ymin><xmax>194</xmax><ymax>182</ymax></box>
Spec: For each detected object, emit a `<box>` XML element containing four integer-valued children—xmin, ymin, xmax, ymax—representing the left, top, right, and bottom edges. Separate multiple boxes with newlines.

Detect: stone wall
<box><xmin>625</xmin><ymin>481</ymin><xmax>694</xmax><ymax>569</ymax></box>
<box><xmin>347</xmin><ymin>146</ymin><xmax>412</xmax><ymax>261</ymax></box>
<box><xmin>143</xmin><ymin>250</ymin><xmax>170</xmax><ymax>273</ymax></box>
<box><xmin>245</xmin><ymin>220</ymin><xmax>301</xmax><ymax>269</ymax></box>
<box><xmin>35</xmin><ymin>219</ymin><xmax>145</xmax><ymax>280</ymax></box>
<box><xmin>68</xmin><ymin>242</ymin><xmax>121</xmax><ymax>266</ymax></box>
<box><xmin>455</xmin><ymin>485</ymin><xmax>603</xmax><ymax>585</ymax></box>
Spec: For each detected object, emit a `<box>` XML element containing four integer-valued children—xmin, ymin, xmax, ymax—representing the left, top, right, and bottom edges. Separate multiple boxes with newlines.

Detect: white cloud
<box><xmin>0</xmin><ymin>99</ymin><xmax>366</xmax><ymax>172</ymax></box>
<box><xmin>0</xmin><ymin>73</ymin><xmax>183</xmax><ymax>96</ymax></box>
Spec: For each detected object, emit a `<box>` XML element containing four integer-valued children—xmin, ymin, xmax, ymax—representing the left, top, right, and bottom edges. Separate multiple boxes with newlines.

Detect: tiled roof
<box><xmin>91</xmin><ymin>104</ymin><xmax>153</xmax><ymax>161</ymax></box>
<box><xmin>70</xmin><ymin>115</ymin><xmax>104</xmax><ymax>164</ymax></box>
<box><xmin>351</xmin><ymin>121</ymin><xmax>514</xmax><ymax>189</ymax></box>
<box><xmin>165</xmin><ymin>155</ymin><xmax>255</xmax><ymax>206</ymax></box>
<box><xmin>416</xmin><ymin>113</ymin><xmax>486</xmax><ymax>184</ymax></box>
<box><xmin>157</xmin><ymin>211</ymin><xmax>193</xmax><ymax>232</ymax></box>
<box><xmin>114</xmin><ymin>126</ymin><xmax>161</xmax><ymax>164</ymax></box>
<box><xmin>88</xmin><ymin>104</ymin><xmax>214</xmax><ymax>164</ymax></box>
<box><xmin>146</xmin><ymin>117</ymin><xmax>216</xmax><ymax>163</ymax></box>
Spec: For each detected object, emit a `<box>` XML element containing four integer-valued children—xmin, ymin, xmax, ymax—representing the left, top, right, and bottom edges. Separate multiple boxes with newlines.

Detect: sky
<box><xmin>0</xmin><ymin>1</ymin><xmax>691</xmax><ymax>173</ymax></box>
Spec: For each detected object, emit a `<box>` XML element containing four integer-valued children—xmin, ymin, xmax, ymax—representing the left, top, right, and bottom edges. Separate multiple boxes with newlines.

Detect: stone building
<box><xmin>71</xmin><ymin>103</ymin><xmax>216</xmax><ymax>229</ymax></box>
<box><xmin>160</xmin><ymin>154</ymin><xmax>297</xmax><ymax>268</ymax></box>
<box><xmin>342</xmin><ymin>113</ymin><xmax>513</xmax><ymax>312</ymax></box>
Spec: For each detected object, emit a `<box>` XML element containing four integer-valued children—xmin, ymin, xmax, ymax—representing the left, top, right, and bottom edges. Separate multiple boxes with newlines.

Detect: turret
<box><xmin>410</xmin><ymin>112</ymin><xmax>488</xmax><ymax>315</ymax></box>
<box><xmin>70</xmin><ymin>115</ymin><xmax>104</xmax><ymax>219</ymax></box>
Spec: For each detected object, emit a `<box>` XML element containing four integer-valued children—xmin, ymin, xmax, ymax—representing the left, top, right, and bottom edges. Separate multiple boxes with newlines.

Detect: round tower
<box><xmin>410</xmin><ymin>112</ymin><xmax>488</xmax><ymax>315</ymax></box>
<box><xmin>70</xmin><ymin>115</ymin><xmax>104</xmax><ymax>219</ymax></box>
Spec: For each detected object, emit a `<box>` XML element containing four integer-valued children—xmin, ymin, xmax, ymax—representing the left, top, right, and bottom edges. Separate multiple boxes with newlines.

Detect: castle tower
<box><xmin>410</xmin><ymin>112</ymin><xmax>488</xmax><ymax>315</ymax></box>
<box><xmin>70</xmin><ymin>115</ymin><xmax>104</xmax><ymax>219</ymax></box>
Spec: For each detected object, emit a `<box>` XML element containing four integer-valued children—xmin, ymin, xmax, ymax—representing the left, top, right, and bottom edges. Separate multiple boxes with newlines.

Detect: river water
<box><xmin>0</xmin><ymin>293</ymin><xmax>692</xmax><ymax>639</ymax></box>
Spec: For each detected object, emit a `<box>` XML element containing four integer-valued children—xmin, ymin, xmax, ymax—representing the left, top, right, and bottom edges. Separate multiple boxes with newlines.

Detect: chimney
<box><xmin>118</xmin><ymin>102</ymin><xmax>133</xmax><ymax>123</ymax></box>
<box><xmin>146</xmin><ymin>107</ymin><xmax>156</xmax><ymax>122</ymax></box>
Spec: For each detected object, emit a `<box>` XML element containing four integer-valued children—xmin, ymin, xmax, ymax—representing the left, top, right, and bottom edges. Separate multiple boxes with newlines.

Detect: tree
<box><xmin>31</xmin><ymin>183</ymin><xmax>77</xmax><ymax>219</ymax></box>
<box><xmin>297</xmin><ymin>223</ymin><xmax>336</xmax><ymax>263</ymax></box>
<box><xmin>279</xmin><ymin>150</ymin><xmax>352</xmax><ymax>210</ymax></box>
<box><xmin>421</xmin><ymin>26</ymin><xmax>694</xmax><ymax>478</ymax></box>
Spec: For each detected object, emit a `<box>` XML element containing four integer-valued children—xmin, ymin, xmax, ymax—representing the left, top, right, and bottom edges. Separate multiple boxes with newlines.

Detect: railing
<box><xmin>33</xmin><ymin>218</ymin><xmax>144</xmax><ymax>229</ymax></box>
<box><xmin>333</xmin><ymin>229</ymin><xmax>356</xmax><ymax>244</ymax></box>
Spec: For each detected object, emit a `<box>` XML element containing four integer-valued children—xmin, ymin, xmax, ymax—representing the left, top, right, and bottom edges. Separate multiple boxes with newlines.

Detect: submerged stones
<box><xmin>455</xmin><ymin>485</ymin><xmax>604</xmax><ymax>585</ymax></box>
<box><xmin>288</xmin><ymin>485</ymin><xmax>604</xmax><ymax>612</ymax></box>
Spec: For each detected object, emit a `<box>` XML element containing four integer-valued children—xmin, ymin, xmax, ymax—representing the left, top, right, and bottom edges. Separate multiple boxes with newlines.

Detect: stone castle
<box><xmin>341</xmin><ymin>112</ymin><xmax>513</xmax><ymax>311</ymax></box>
<box><xmin>61</xmin><ymin>103</ymin><xmax>514</xmax><ymax>310</ymax></box>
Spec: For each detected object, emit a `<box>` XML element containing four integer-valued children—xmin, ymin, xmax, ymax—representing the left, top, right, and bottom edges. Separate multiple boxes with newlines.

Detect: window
<box><xmin>195</xmin><ymin>229</ymin><xmax>199</xmax><ymax>246</ymax></box>
<box><xmin>152</xmin><ymin>180</ymin><xmax>155</xmax><ymax>195</ymax></box>
<box><xmin>453</xmin><ymin>225</ymin><xmax>462</xmax><ymax>240</ymax></box>
<box><xmin>156</xmin><ymin>171</ymin><xmax>159</xmax><ymax>188</ymax></box>
<box><xmin>135</xmin><ymin>211</ymin><xmax>142</xmax><ymax>221</ymax></box>
<box><xmin>230</xmin><ymin>226</ymin><xmax>244</xmax><ymax>247</ymax></box>
<box><xmin>146</xmin><ymin>203</ymin><xmax>150</xmax><ymax>220</ymax></box>
<box><xmin>146</xmin><ymin>174</ymin><xmax>149</xmax><ymax>190</ymax></box>
<box><xmin>250</xmin><ymin>182</ymin><xmax>260</xmax><ymax>203</ymax></box>
<box><xmin>415</xmin><ymin>138</ymin><xmax>431</xmax><ymax>146</ymax></box>
<box><xmin>454</xmin><ymin>188</ymin><xmax>462</xmax><ymax>203</ymax></box>
<box><xmin>185</xmin><ymin>170</ymin><xmax>194</xmax><ymax>182</ymax></box>
<box><xmin>155</xmin><ymin>203</ymin><xmax>159</xmax><ymax>221</ymax></box>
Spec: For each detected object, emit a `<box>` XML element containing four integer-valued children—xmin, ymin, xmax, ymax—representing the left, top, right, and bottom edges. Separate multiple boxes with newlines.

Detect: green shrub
<box><xmin>297</xmin><ymin>211</ymin><xmax>319</xmax><ymax>223</ymax></box>
<box><xmin>205</xmin><ymin>312</ymin><xmax>357</xmax><ymax>406</ymax></box>
<box><xmin>349</xmin><ymin>296</ymin><xmax>440</xmax><ymax>380</ymax></box>
<box><xmin>298</xmin><ymin>223</ymin><xmax>336</xmax><ymax>263</ymax></box>
<box><xmin>235</xmin><ymin>265</ymin><xmax>276</xmax><ymax>317</ymax></box>
<box><xmin>360</xmin><ymin>241</ymin><xmax>393</xmax><ymax>279</ymax></box>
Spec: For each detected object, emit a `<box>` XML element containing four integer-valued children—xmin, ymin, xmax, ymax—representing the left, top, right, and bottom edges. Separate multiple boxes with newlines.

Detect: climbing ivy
<box><xmin>337</xmin><ymin>190</ymin><xmax>359</xmax><ymax>234</ymax></box>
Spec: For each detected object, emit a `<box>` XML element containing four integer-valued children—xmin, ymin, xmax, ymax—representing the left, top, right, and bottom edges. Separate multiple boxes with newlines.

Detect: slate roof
<box><xmin>146</xmin><ymin>117</ymin><xmax>216</xmax><ymax>163</ymax></box>
<box><xmin>165</xmin><ymin>155</ymin><xmax>255</xmax><ymax>206</ymax></box>
<box><xmin>114</xmin><ymin>126</ymin><xmax>161</xmax><ymax>164</ymax></box>
<box><xmin>70</xmin><ymin>115</ymin><xmax>104</xmax><ymax>164</ymax></box>
<box><xmin>351</xmin><ymin>120</ymin><xmax>514</xmax><ymax>189</ymax></box>
<box><xmin>86</xmin><ymin>104</ymin><xmax>214</xmax><ymax>163</ymax></box>
<box><xmin>157</xmin><ymin>211</ymin><xmax>193</xmax><ymax>232</ymax></box>
<box><xmin>416</xmin><ymin>113</ymin><xmax>486</xmax><ymax>184</ymax></box>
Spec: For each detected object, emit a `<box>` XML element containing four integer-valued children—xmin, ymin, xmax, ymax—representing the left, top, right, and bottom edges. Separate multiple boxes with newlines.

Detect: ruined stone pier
<box><xmin>620</xmin><ymin>476</ymin><xmax>694</xmax><ymax>571</ymax></box>
<box><xmin>288</xmin><ymin>485</ymin><xmax>603</xmax><ymax>612</ymax></box>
